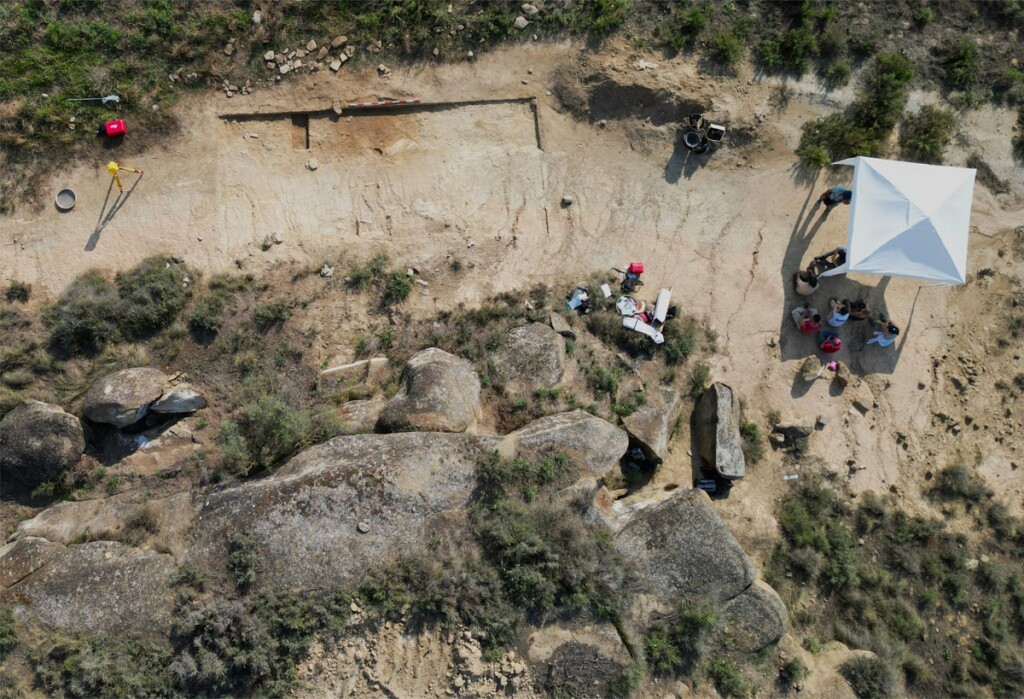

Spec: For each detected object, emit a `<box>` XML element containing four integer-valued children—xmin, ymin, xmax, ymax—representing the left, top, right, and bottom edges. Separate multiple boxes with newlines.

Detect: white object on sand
<box><xmin>622</xmin><ymin>316</ymin><xmax>664</xmax><ymax>344</ymax></box>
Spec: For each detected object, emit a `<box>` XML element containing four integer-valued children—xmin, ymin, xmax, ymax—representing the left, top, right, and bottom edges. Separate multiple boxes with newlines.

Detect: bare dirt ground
<box><xmin>3</xmin><ymin>38</ymin><xmax>1023</xmax><ymax>698</ymax></box>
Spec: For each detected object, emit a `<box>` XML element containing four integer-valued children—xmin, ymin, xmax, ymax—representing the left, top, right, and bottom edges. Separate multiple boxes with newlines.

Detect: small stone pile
<box><xmin>263</xmin><ymin>36</ymin><xmax>354</xmax><ymax>78</ymax></box>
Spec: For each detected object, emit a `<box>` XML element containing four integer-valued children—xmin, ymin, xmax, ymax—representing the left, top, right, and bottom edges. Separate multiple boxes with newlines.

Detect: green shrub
<box><xmin>824</xmin><ymin>59</ymin><xmax>852</xmax><ymax>87</ymax></box>
<box><xmin>169</xmin><ymin>563</ymin><xmax>206</xmax><ymax>591</ymax></box>
<box><xmin>939</xmin><ymin>38</ymin><xmax>980</xmax><ymax>91</ymax></box>
<box><xmin>645</xmin><ymin>602</ymin><xmax>716</xmax><ymax>674</ymax></box>
<box><xmin>756</xmin><ymin>37</ymin><xmax>783</xmax><ymax>70</ymax></box>
<box><xmin>662</xmin><ymin>322</ymin><xmax>696</xmax><ymax>365</ymax></box>
<box><xmin>781</xmin><ymin>656</ymin><xmax>809</xmax><ymax>685</ymax></box>
<box><xmin>45</xmin><ymin>258</ymin><xmax>190</xmax><ymax>354</ymax></box>
<box><xmin>803</xmin><ymin>636</ymin><xmax>822</xmax><ymax>653</ymax></box>
<box><xmin>1013</xmin><ymin>106</ymin><xmax>1024</xmax><ymax>160</ymax></box>
<box><xmin>586</xmin><ymin>311</ymin><xmax>649</xmax><ymax>355</ymax></box>
<box><xmin>739</xmin><ymin>420</ymin><xmax>764</xmax><ymax>464</ymax></box>
<box><xmin>688</xmin><ymin>363</ymin><xmax>711</xmax><ymax>399</ymax></box>
<box><xmin>669</xmin><ymin>7</ymin><xmax>709</xmax><ymax>53</ymax></box>
<box><xmin>253</xmin><ymin>302</ymin><xmax>290</xmax><ymax>329</ymax></box>
<box><xmin>779</xmin><ymin>25</ymin><xmax>818</xmax><ymax>75</ymax></box>
<box><xmin>707</xmin><ymin>657</ymin><xmax>750</xmax><ymax>697</ymax></box>
<box><xmin>32</xmin><ymin>633</ymin><xmax>172</xmax><ymax>697</ymax></box>
<box><xmin>188</xmin><ymin>293</ymin><xmax>231</xmax><ymax>334</ymax></box>
<box><xmin>228</xmin><ymin>533</ymin><xmax>260</xmax><ymax>592</ymax></box>
<box><xmin>382</xmin><ymin>272</ymin><xmax>413</xmax><ymax>306</ymax></box>
<box><xmin>931</xmin><ymin>464</ymin><xmax>993</xmax><ymax>500</ymax></box>
<box><xmin>217</xmin><ymin>396</ymin><xmax>342</xmax><ymax>476</ymax></box>
<box><xmin>115</xmin><ymin>257</ymin><xmax>190</xmax><ymax>339</ymax></box>
<box><xmin>0</xmin><ymin>607</ymin><xmax>17</xmax><ymax>660</ymax></box>
<box><xmin>840</xmin><ymin>656</ymin><xmax>896</xmax><ymax>698</ymax></box>
<box><xmin>5</xmin><ymin>281</ymin><xmax>30</xmax><ymax>303</ymax></box>
<box><xmin>708</xmin><ymin>31</ymin><xmax>742</xmax><ymax>70</ymax></box>
<box><xmin>43</xmin><ymin>271</ymin><xmax>121</xmax><ymax>354</ymax></box>
<box><xmin>899</xmin><ymin>105</ymin><xmax>955</xmax><ymax>164</ymax></box>
<box><xmin>912</xmin><ymin>7</ymin><xmax>934</xmax><ymax>25</ymax></box>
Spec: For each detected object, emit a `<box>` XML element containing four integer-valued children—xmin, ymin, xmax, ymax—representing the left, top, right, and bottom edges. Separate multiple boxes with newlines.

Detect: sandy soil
<box><xmin>3</xmin><ymin>38</ymin><xmax>1023</xmax><ymax>698</ymax></box>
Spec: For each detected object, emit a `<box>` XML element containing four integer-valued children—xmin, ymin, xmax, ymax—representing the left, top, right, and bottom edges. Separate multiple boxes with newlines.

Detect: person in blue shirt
<box><xmin>819</xmin><ymin>186</ymin><xmax>852</xmax><ymax>209</ymax></box>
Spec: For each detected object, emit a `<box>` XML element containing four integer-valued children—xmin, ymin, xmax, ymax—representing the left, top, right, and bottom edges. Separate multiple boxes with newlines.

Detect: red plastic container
<box><xmin>627</xmin><ymin>262</ymin><xmax>644</xmax><ymax>275</ymax></box>
<box><xmin>103</xmin><ymin>119</ymin><xmax>126</xmax><ymax>137</ymax></box>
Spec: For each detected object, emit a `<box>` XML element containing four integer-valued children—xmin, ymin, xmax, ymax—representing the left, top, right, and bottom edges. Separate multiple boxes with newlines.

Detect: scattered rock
<box><xmin>0</xmin><ymin>401</ymin><xmax>85</xmax><ymax>490</ymax></box>
<box><xmin>799</xmin><ymin>356</ymin><xmax>823</xmax><ymax>382</ymax></box>
<box><xmin>833</xmin><ymin>360</ymin><xmax>853</xmax><ymax>389</ymax></box>
<box><xmin>377</xmin><ymin>348</ymin><xmax>481</xmax><ymax>433</ymax></box>
<box><xmin>320</xmin><ymin>263</ymin><xmax>335</xmax><ymax>277</ymax></box>
<box><xmin>337</xmin><ymin>396</ymin><xmax>387</xmax><ymax>435</ymax></box>
<box><xmin>307</xmin><ymin>158</ymin><xmax>319</xmax><ymax>171</ymax></box>
<box><xmin>772</xmin><ymin>422</ymin><xmax>814</xmax><ymax>441</ymax></box>
<box><xmin>549</xmin><ymin>311</ymin><xmax>576</xmax><ymax>339</ymax></box>
<box><xmin>506</xmin><ymin>410</ymin><xmax>627</xmax><ymax>479</ymax></box>
<box><xmin>331</xmin><ymin>35</ymin><xmax>348</xmax><ymax>49</ymax></box>
<box><xmin>357</xmin><ymin>521</ymin><xmax>370</xmax><ymax>533</ymax></box>
<box><xmin>251</xmin><ymin>10</ymin><xmax>262</xmax><ymax>25</ymax></box>
<box><xmin>263</xmin><ymin>50</ymin><xmax>275</xmax><ymax>61</ymax></box>
<box><xmin>816</xmin><ymin>414</ymin><xmax>830</xmax><ymax>428</ymax></box>
<box><xmin>306</xmin><ymin>39</ymin><xmax>317</xmax><ymax>51</ymax></box>
<box><xmin>513</xmin><ymin>16</ymin><xmax>530</xmax><ymax>29</ymax></box>
<box><xmin>561</xmin><ymin>194</ymin><xmax>574</xmax><ymax>206</ymax></box>
<box><xmin>693</xmin><ymin>382</ymin><xmax>745</xmax><ymax>479</ymax></box>
<box><xmin>622</xmin><ymin>387</ymin><xmax>681</xmax><ymax>465</ymax></box>
<box><xmin>82</xmin><ymin>367</ymin><xmax>169</xmax><ymax>428</ymax></box>
<box><xmin>521</xmin><ymin>3</ymin><xmax>540</xmax><ymax>16</ymax></box>
<box><xmin>280</xmin><ymin>63</ymin><xmax>292</xmax><ymax>75</ymax></box>
<box><xmin>377</xmin><ymin>64</ymin><xmax>392</xmax><ymax>78</ymax></box>
<box><xmin>151</xmin><ymin>385</ymin><xmax>207</xmax><ymax>414</ymax></box>
<box><xmin>317</xmin><ymin>47</ymin><xmax>328</xmax><ymax>60</ymax></box>
<box><xmin>224</xmin><ymin>42</ymin><xmax>235</xmax><ymax>56</ymax></box>
<box><xmin>330</xmin><ymin>59</ymin><xmax>343</xmax><ymax>72</ymax></box>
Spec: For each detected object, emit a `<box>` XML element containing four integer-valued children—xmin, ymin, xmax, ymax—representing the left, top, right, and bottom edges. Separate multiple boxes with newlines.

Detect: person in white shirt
<box><xmin>828</xmin><ymin>298</ymin><xmax>850</xmax><ymax>328</ymax></box>
<box><xmin>867</xmin><ymin>319</ymin><xmax>899</xmax><ymax>347</ymax></box>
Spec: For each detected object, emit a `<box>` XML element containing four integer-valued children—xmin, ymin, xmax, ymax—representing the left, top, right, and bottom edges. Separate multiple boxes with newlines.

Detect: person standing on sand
<box><xmin>819</xmin><ymin>186</ymin><xmax>852</xmax><ymax>210</ymax></box>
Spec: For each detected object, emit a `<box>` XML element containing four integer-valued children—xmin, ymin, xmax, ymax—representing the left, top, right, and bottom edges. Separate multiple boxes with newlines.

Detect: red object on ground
<box><xmin>627</xmin><ymin>262</ymin><xmax>644</xmax><ymax>275</ymax></box>
<box><xmin>103</xmin><ymin>119</ymin><xmax>126</xmax><ymax>137</ymax></box>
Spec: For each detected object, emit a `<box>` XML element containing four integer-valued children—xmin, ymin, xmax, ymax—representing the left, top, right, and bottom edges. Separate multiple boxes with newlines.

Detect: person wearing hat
<box><xmin>867</xmin><ymin>319</ymin><xmax>900</xmax><ymax>347</ymax></box>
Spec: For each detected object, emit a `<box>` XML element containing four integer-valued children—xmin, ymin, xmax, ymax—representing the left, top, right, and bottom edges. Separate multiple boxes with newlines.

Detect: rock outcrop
<box><xmin>376</xmin><ymin>348</ymin><xmax>481</xmax><ymax>433</ymax></box>
<box><xmin>188</xmin><ymin>432</ymin><xmax>499</xmax><ymax>590</ymax></box>
<box><xmin>151</xmin><ymin>384</ymin><xmax>207</xmax><ymax>413</ymax></box>
<box><xmin>0</xmin><ymin>541</ymin><xmax>177</xmax><ymax>633</ymax></box>
<box><xmin>506</xmin><ymin>410</ymin><xmax>627</xmax><ymax>479</ymax></box>
<box><xmin>621</xmin><ymin>386</ymin><xmax>680</xmax><ymax>464</ymax></box>
<box><xmin>491</xmin><ymin>323</ymin><xmax>566</xmax><ymax>396</ymax></box>
<box><xmin>713</xmin><ymin>580</ymin><xmax>789</xmax><ymax>652</ymax></box>
<box><xmin>0</xmin><ymin>400</ymin><xmax>85</xmax><ymax>489</ymax></box>
<box><xmin>0</xmin><ymin>537</ymin><xmax>64</xmax><ymax>588</ymax></box>
<box><xmin>613</xmin><ymin>489</ymin><xmax>755</xmax><ymax>603</ymax></box>
<box><xmin>82</xmin><ymin>367</ymin><xmax>169</xmax><ymax>427</ymax></box>
<box><xmin>337</xmin><ymin>396</ymin><xmax>387</xmax><ymax>434</ymax></box>
<box><xmin>693</xmin><ymin>382</ymin><xmax>745</xmax><ymax>479</ymax></box>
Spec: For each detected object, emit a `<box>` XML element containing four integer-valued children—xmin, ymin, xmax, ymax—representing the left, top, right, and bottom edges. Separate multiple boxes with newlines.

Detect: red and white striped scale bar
<box><xmin>346</xmin><ymin>99</ymin><xmax>421</xmax><ymax>108</ymax></box>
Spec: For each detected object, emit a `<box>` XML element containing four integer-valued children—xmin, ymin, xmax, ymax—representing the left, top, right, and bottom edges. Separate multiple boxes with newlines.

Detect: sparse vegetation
<box><xmin>44</xmin><ymin>257</ymin><xmax>190</xmax><ymax>355</ymax></box>
<box><xmin>0</xmin><ymin>607</ymin><xmax>17</xmax><ymax>660</ymax></box>
<box><xmin>5</xmin><ymin>281</ymin><xmax>30</xmax><ymax>304</ymax></box>
<box><xmin>899</xmin><ymin>105</ymin><xmax>955</xmax><ymax>164</ymax></box>
<box><xmin>118</xmin><ymin>505</ymin><xmax>159</xmax><ymax>546</ymax></box>
<box><xmin>645</xmin><ymin>602</ymin><xmax>716</xmax><ymax>674</ymax></box>
<box><xmin>840</xmin><ymin>656</ymin><xmax>896</xmax><ymax>699</ymax></box>
<box><xmin>708</xmin><ymin>31</ymin><xmax>742</xmax><ymax>70</ymax></box>
<box><xmin>939</xmin><ymin>38</ymin><xmax>980</xmax><ymax>91</ymax></box>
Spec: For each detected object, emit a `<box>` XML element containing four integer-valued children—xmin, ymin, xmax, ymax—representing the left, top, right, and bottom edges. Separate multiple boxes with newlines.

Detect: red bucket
<box><xmin>627</xmin><ymin>262</ymin><xmax>644</xmax><ymax>275</ymax></box>
<box><xmin>103</xmin><ymin>119</ymin><xmax>126</xmax><ymax>137</ymax></box>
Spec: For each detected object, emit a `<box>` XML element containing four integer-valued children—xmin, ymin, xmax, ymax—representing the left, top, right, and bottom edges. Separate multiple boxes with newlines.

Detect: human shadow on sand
<box><xmin>780</xmin><ymin>186</ymin><xmax>905</xmax><ymax>390</ymax></box>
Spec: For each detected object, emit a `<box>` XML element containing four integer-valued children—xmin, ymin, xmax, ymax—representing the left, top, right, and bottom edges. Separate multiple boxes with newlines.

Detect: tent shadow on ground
<box><xmin>780</xmin><ymin>184</ymin><xmax>903</xmax><ymax>386</ymax></box>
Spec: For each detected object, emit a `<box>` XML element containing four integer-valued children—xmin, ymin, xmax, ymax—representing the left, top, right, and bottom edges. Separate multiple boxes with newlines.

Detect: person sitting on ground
<box><xmin>848</xmin><ymin>299</ymin><xmax>870</xmax><ymax>320</ymax></box>
<box><xmin>867</xmin><ymin>319</ymin><xmax>900</xmax><ymax>347</ymax></box>
<box><xmin>828</xmin><ymin>298</ymin><xmax>850</xmax><ymax>328</ymax></box>
<box><xmin>795</xmin><ymin>270</ymin><xmax>819</xmax><ymax>296</ymax></box>
<box><xmin>819</xmin><ymin>186</ymin><xmax>852</xmax><ymax>209</ymax></box>
<box><xmin>817</xmin><ymin>329</ymin><xmax>842</xmax><ymax>353</ymax></box>
<box><xmin>808</xmin><ymin>245</ymin><xmax>848</xmax><ymax>276</ymax></box>
<box><xmin>792</xmin><ymin>304</ymin><xmax>821</xmax><ymax>333</ymax></box>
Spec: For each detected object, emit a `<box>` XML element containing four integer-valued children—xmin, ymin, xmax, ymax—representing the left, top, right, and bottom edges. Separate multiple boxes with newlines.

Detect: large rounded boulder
<box><xmin>376</xmin><ymin>348</ymin><xmax>481</xmax><ymax>433</ymax></box>
<box><xmin>0</xmin><ymin>400</ymin><xmax>85</xmax><ymax>489</ymax></box>
<box><xmin>82</xmin><ymin>367</ymin><xmax>168</xmax><ymax>427</ymax></box>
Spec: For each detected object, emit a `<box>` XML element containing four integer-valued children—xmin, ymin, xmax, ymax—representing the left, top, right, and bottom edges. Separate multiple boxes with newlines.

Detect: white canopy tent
<box><xmin>821</xmin><ymin>157</ymin><xmax>976</xmax><ymax>285</ymax></box>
